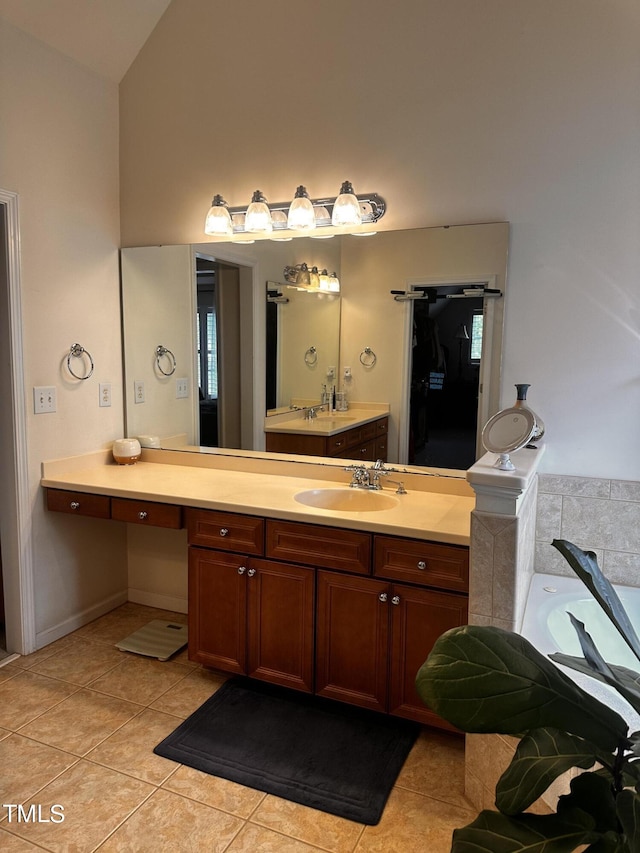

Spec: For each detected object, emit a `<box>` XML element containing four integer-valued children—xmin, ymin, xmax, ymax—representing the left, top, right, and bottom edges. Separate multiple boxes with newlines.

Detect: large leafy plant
<box><xmin>416</xmin><ymin>539</ymin><xmax>640</xmax><ymax>852</ymax></box>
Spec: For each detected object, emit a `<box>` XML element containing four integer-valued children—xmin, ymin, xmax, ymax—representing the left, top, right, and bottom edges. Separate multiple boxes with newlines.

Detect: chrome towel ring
<box><xmin>156</xmin><ymin>345</ymin><xmax>176</xmax><ymax>376</ymax></box>
<box><xmin>304</xmin><ymin>346</ymin><xmax>318</xmax><ymax>366</ymax></box>
<box><xmin>67</xmin><ymin>343</ymin><xmax>94</xmax><ymax>380</ymax></box>
<box><xmin>359</xmin><ymin>346</ymin><xmax>377</xmax><ymax>368</ymax></box>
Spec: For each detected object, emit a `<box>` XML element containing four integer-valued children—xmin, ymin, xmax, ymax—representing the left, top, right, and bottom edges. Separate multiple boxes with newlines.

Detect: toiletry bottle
<box><xmin>514</xmin><ymin>384</ymin><xmax>545</xmax><ymax>441</ymax></box>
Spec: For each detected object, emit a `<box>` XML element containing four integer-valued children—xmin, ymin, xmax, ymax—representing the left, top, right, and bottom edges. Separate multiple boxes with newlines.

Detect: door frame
<box><xmin>0</xmin><ymin>188</ymin><xmax>36</xmax><ymax>656</ymax></box>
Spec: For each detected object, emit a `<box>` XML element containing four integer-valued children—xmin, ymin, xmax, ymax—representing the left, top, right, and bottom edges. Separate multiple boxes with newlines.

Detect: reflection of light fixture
<box><xmin>245</xmin><ymin>190</ymin><xmax>272</xmax><ymax>233</ymax></box>
<box><xmin>284</xmin><ymin>263</ymin><xmax>340</xmax><ymax>293</ymax></box>
<box><xmin>287</xmin><ymin>186</ymin><xmax>316</xmax><ymax>231</ymax></box>
<box><xmin>331</xmin><ymin>180</ymin><xmax>362</xmax><ymax>226</ymax></box>
<box><xmin>204</xmin><ymin>181</ymin><xmax>385</xmax><ymax>239</ymax></box>
<box><xmin>204</xmin><ymin>194</ymin><xmax>233</xmax><ymax>236</ymax></box>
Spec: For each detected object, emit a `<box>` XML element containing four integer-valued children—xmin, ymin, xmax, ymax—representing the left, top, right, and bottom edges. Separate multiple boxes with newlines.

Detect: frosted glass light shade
<box><xmin>204</xmin><ymin>195</ymin><xmax>233</xmax><ymax>236</ymax></box>
<box><xmin>245</xmin><ymin>190</ymin><xmax>272</xmax><ymax>233</ymax></box>
<box><xmin>287</xmin><ymin>186</ymin><xmax>316</xmax><ymax>230</ymax></box>
<box><xmin>331</xmin><ymin>181</ymin><xmax>362</xmax><ymax>226</ymax></box>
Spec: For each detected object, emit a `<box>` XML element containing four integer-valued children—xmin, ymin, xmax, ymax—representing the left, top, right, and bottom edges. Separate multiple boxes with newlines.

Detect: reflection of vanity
<box><xmin>41</xmin><ymin>447</ymin><xmax>473</xmax><ymax>730</ymax></box>
<box><xmin>264</xmin><ymin>406</ymin><xmax>389</xmax><ymax>461</ymax></box>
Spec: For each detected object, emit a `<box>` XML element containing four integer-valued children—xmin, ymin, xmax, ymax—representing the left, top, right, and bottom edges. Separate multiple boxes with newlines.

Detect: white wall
<box><xmin>119</xmin><ymin>0</ymin><xmax>640</xmax><ymax>480</ymax></box>
<box><xmin>0</xmin><ymin>21</ymin><xmax>127</xmax><ymax>648</ymax></box>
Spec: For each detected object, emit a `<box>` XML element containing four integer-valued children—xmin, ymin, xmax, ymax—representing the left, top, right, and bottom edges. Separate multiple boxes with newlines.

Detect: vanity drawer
<box><xmin>335</xmin><ymin>440</ymin><xmax>377</xmax><ymax>462</ymax></box>
<box><xmin>46</xmin><ymin>488</ymin><xmax>111</xmax><ymax>519</ymax></box>
<box><xmin>186</xmin><ymin>508</ymin><xmax>264</xmax><ymax>555</ymax></box>
<box><xmin>111</xmin><ymin>498</ymin><xmax>182</xmax><ymax>528</ymax></box>
<box><xmin>266</xmin><ymin>520</ymin><xmax>371</xmax><ymax>575</ymax></box>
<box><xmin>373</xmin><ymin>535</ymin><xmax>468</xmax><ymax>593</ymax></box>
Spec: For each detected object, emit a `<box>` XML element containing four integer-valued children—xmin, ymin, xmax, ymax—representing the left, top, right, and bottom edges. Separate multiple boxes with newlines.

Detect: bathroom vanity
<box><xmin>42</xmin><ymin>447</ymin><xmax>472</xmax><ymax>731</ymax></box>
<box><xmin>264</xmin><ymin>408</ymin><xmax>389</xmax><ymax>461</ymax></box>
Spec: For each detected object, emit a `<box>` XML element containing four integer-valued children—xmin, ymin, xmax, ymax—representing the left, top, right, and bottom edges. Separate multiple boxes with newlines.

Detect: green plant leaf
<box><xmin>557</xmin><ymin>772</ymin><xmax>618</xmax><ymax>835</ymax></box>
<box><xmin>584</xmin><ymin>834</ymin><xmax>630</xmax><ymax>852</ymax></box>
<box><xmin>450</xmin><ymin>809</ymin><xmax>600</xmax><ymax>852</ymax></box>
<box><xmin>551</xmin><ymin>540</ymin><xmax>640</xmax><ymax>663</ymax></box>
<box><xmin>550</xmin><ymin>654</ymin><xmax>640</xmax><ymax>698</ymax></box>
<box><xmin>616</xmin><ymin>789</ymin><xmax>640</xmax><ymax>849</ymax></box>
<box><xmin>416</xmin><ymin>625</ymin><xmax>628</xmax><ymax>751</ymax></box>
<box><xmin>496</xmin><ymin>728</ymin><xmax>598</xmax><ymax>815</ymax></box>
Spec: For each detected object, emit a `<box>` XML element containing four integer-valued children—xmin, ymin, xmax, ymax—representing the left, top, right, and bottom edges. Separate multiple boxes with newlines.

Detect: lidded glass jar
<box><xmin>514</xmin><ymin>384</ymin><xmax>545</xmax><ymax>442</ymax></box>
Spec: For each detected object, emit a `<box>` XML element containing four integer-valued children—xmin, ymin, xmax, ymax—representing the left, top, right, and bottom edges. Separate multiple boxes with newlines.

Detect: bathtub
<box><xmin>521</xmin><ymin>572</ymin><xmax>640</xmax><ymax>729</ymax></box>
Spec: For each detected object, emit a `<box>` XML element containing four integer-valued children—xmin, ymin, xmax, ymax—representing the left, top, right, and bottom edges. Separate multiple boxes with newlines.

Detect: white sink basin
<box><xmin>294</xmin><ymin>488</ymin><xmax>399</xmax><ymax>512</ymax></box>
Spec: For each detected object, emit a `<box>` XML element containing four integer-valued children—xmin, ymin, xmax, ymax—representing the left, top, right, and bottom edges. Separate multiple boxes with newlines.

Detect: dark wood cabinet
<box><xmin>265</xmin><ymin>416</ymin><xmax>388</xmax><ymax>461</ymax></box>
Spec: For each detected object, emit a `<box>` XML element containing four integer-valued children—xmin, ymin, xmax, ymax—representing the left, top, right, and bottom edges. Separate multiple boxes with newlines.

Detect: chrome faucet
<box><xmin>344</xmin><ymin>460</ymin><xmax>407</xmax><ymax>493</ymax></box>
<box><xmin>306</xmin><ymin>405</ymin><xmax>324</xmax><ymax>420</ymax></box>
<box><xmin>344</xmin><ymin>464</ymin><xmax>371</xmax><ymax>488</ymax></box>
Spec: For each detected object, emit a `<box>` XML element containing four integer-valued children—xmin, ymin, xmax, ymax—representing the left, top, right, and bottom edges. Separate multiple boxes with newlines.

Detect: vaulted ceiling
<box><xmin>0</xmin><ymin>0</ymin><xmax>171</xmax><ymax>82</ymax></box>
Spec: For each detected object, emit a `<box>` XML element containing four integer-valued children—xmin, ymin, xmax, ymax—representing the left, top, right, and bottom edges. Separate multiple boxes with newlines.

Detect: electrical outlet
<box><xmin>134</xmin><ymin>380</ymin><xmax>145</xmax><ymax>404</ymax></box>
<box><xmin>343</xmin><ymin>366</ymin><xmax>352</xmax><ymax>381</ymax></box>
<box><xmin>99</xmin><ymin>383</ymin><xmax>111</xmax><ymax>407</ymax></box>
<box><xmin>34</xmin><ymin>386</ymin><xmax>57</xmax><ymax>414</ymax></box>
<box><xmin>176</xmin><ymin>377</ymin><xmax>189</xmax><ymax>399</ymax></box>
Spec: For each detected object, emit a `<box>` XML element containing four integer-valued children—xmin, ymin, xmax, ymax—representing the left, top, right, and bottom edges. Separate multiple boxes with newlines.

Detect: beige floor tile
<box><xmin>228</xmin><ymin>822</ymin><xmax>326</xmax><ymax>852</ymax></box>
<box><xmin>354</xmin><ymin>787</ymin><xmax>476</xmax><ymax>853</ymax></box>
<box><xmin>149</xmin><ymin>667</ymin><xmax>226</xmax><ymax>718</ymax></box>
<box><xmin>74</xmin><ymin>603</ymin><xmax>167</xmax><ymax>646</ymax></box>
<box><xmin>2</xmin><ymin>760</ymin><xmax>154</xmax><ymax>852</ymax></box>
<box><xmin>0</xmin><ymin>671</ymin><xmax>77</xmax><ymax>730</ymax></box>
<box><xmin>88</xmin><ymin>655</ymin><xmax>191</xmax><ymax>704</ymax></box>
<box><xmin>395</xmin><ymin>729</ymin><xmax>469</xmax><ymax>806</ymax></box>
<box><xmin>0</xmin><ymin>828</ymin><xmax>43</xmax><ymax>850</ymax></box>
<box><xmin>97</xmin><ymin>788</ymin><xmax>244</xmax><ymax>852</ymax></box>
<box><xmin>251</xmin><ymin>796</ymin><xmax>364</xmax><ymax>853</ymax></box>
<box><xmin>87</xmin><ymin>708</ymin><xmax>180</xmax><ymax>784</ymax></box>
<box><xmin>28</xmin><ymin>638</ymin><xmax>124</xmax><ymax>685</ymax></box>
<box><xmin>14</xmin><ymin>635</ymin><xmax>78</xmax><ymax>670</ymax></box>
<box><xmin>0</xmin><ymin>664</ymin><xmax>21</xmax><ymax>684</ymax></box>
<box><xmin>0</xmin><ymin>734</ymin><xmax>78</xmax><ymax>805</ymax></box>
<box><xmin>0</xmin><ymin>726</ymin><xmax>10</xmax><ymax>741</ymax></box>
<box><xmin>163</xmin><ymin>764</ymin><xmax>267</xmax><ymax>818</ymax></box>
<box><xmin>17</xmin><ymin>688</ymin><xmax>142</xmax><ymax>755</ymax></box>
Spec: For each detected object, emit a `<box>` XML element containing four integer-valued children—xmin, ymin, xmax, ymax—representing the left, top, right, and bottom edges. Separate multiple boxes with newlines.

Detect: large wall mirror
<box><xmin>121</xmin><ymin>222</ymin><xmax>509</xmax><ymax>472</ymax></box>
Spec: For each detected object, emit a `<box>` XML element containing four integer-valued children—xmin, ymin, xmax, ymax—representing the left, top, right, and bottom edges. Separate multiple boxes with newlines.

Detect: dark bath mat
<box><xmin>154</xmin><ymin>676</ymin><xmax>419</xmax><ymax>825</ymax></box>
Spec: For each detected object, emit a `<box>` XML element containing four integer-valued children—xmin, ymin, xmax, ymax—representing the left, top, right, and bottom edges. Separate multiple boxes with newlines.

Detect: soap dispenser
<box><xmin>514</xmin><ymin>384</ymin><xmax>545</xmax><ymax>442</ymax></box>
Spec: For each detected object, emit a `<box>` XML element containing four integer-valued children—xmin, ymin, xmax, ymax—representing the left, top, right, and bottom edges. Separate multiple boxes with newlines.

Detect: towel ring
<box><xmin>67</xmin><ymin>343</ymin><xmax>94</xmax><ymax>380</ymax></box>
<box><xmin>359</xmin><ymin>346</ymin><xmax>377</xmax><ymax>368</ymax></box>
<box><xmin>304</xmin><ymin>346</ymin><xmax>318</xmax><ymax>366</ymax></box>
<box><xmin>156</xmin><ymin>345</ymin><xmax>177</xmax><ymax>376</ymax></box>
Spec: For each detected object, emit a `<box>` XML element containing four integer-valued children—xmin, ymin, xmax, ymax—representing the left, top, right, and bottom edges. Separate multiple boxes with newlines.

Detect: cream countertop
<box><xmin>263</xmin><ymin>404</ymin><xmax>389</xmax><ymax>437</ymax></box>
<box><xmin>41</xmin><ymin>448</ymin><xmax>473</xmax><ymax>546</ymax></box>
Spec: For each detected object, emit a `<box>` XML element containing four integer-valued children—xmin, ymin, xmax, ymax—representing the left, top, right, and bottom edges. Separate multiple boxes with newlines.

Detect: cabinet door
<box><xmin>247</xmin><ymin>558</ymin><xmax>315</xmax><ymax>693</ymax></box>
<box><xmin>188</xmin><ymin>547</ymin><xmax>248</xmax><ymax>673</ymax></box>
<box><xmin>389</xmin><ymin>584</ymin><xmax>467</xmax><ymax>730</ymax></box>
<box><xmin>316</xmin><ymin>570</ymin><xmax>389</xmax><ymax>713</ymax></box>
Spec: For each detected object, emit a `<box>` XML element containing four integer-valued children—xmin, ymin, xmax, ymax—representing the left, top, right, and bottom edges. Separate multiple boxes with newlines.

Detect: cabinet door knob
<box><xmin>417</xmin><ymin>560</ymin><xmax>427</xmax><ymax>570</ymax></box>
<box><xmin>138</xmin><ymin>511</ymin><xmax>148</xmax><ymax>520</ymax></box>
<box><xmin>70</xmin><ymin>501</ymin><xmax>80</xmax><ymax>510</ymax></box>
<box><xmin>220</xmin><ymin>528</ymin><xmax>229</xmax><ymax>537</ymax></box>
<box><xmin>391</xmin><ymin>595</ymin><xmax>401</xmax><ymax>606</ymax></box>
<box><xmin>238</xmin><ymin>566</ymin><xmax>246</xmax><ymax>575</ymax></box>
<box><xmin>378</xmin><ymin>592</ymin><xmax>388</xmax><ymax>602</ymax></box>
<box><xmin>247</xmin><ymin>568</ymin><xmax>256</xmax><ymax>577</ymax></box>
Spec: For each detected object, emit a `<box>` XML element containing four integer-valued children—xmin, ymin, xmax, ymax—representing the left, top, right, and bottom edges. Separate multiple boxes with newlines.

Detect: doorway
<box><xmin>403</xmin><ymin>279</ymin><xmax>503</xmax><ymax>470</ymax></box>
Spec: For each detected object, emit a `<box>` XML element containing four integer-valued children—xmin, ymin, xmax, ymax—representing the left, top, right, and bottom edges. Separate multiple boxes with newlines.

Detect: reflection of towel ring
<box><xmin>156</xmin><ymin>345</ymin><xmax>176</xmax><ymax>376</ymax></box>
<box><xmin>304</xmin><ymin>346</ymin><xmax>318</xmax><ymax>366</ymax></box>
<box><xmin>67</xmin><ymin>343</ymin><xmax>94</xmax><ymax>380</ymax></box>
<box><xmin>359</xmin><ymin>346</ymin><xmax>377</xmax><ymax>368</ymax></box>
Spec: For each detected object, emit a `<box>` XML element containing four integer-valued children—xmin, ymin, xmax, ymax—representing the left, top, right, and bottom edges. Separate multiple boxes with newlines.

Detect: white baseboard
<box><xmin>128</xmin><ymin>588</ymin><xmax>188</xmax><ymax>614</ymax></box>
<box><xmin>35</xmin><ymin>589</ymin><xmax>129</xmax><ymax>649</ymax></box>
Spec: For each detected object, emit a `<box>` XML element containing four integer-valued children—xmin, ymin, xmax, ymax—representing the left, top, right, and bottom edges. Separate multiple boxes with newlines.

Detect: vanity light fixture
<box><xmin>203</xmin><ymin>181</ymin><xmax>385</xmax><ymax>239</ymax></box>
<box><xmin>284</xmin><ymin>264</ymin><xmax>340</xmax><ymax>293</ymax></box>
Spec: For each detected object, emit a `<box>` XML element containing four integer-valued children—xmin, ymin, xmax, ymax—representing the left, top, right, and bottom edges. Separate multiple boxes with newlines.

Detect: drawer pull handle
<box><xmin>378</xmin><ymin>592</ymin><xmax>388</xmax><ymax>602</ymax></box>
<box><xmin>392</xmin><ymin>595</ymin><xmax>401</xmax><ymax>606</ymax></box>
<box><xmin>220</xmin><ymin>528</ymin><xmax>229</xmax><ymax>537</ymax></box>
<box><xmin>238</xmin><ymin>566</ymin><xmax>246</xmax><ymax>575</ymax></box>
<box><xmin>138</xmin><ymin>511</ymin><xmax>148</xmax><ymax>520</ymax></box>
<box><xmin>417</xmin><ymin>560</ymin><xmax>427</xmax><ymax>570</ymax></box>
<box><xmin>247</xmin><ymin>568</ymin><xmax>256</xmax><ymax>577</ymax></box>
<box><xmin>70</xmin><ymin>501</ymin><xmax>80</xmax><ymax>510</ymax></box>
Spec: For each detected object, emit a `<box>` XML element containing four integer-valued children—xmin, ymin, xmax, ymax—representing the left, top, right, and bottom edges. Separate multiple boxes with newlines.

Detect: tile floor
<box><xmin>0</xmin><ymin>603</ymin><xmax>476</xmax><ymax>852</ymax></box>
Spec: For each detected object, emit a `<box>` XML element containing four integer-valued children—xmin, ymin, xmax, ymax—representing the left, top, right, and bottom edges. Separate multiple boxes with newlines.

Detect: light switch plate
<box><xmin>176</xmin><ymin>377</ymin><xmax>189</xmax><ymax>399</ymax></box>
<box><xmin>34</xmin><ymin>386</ymin><xmax>57</xmax><ymax>413</ymax></box>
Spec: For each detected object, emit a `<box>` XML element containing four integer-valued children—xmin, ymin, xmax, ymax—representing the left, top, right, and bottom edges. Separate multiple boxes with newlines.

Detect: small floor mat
<box><xmin>154</xmin><ymin>676</ymin><xmax>419</xmax><ymax>825</ymax></box>
<box><xmin>116</xmin><ymin>620</ymin><xmax>188</xmax><ymax>661</ymax></box>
